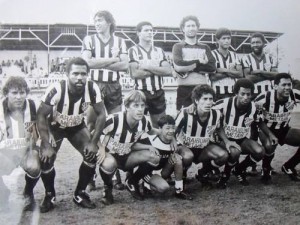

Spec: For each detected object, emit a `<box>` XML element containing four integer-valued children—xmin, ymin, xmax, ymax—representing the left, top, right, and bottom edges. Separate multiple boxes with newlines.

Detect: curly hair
<box><xmin>2</xmin><ymin>76</ymin><xmax>30</xmax><ymax>96</ymax></box>
<box><xmin>233</xmin><ymin>78</ymin><xmax>255</xmax><ymax>94</ymax></box>
<box><xmin>191</xmin><ymin>84</ymin><xmax>215</xmax><ymax>103</ymax></box>
<box><xmin>180</xmin><ymin>15</ymin><xmax>200</xmax><ymax>33</ymax></box>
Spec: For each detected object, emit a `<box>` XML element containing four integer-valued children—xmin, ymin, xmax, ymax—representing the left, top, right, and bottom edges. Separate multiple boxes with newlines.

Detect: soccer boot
<box><xmin>125</xmin><ymin>179</ymin><xmax>144</xmax><ymax>201</ymax></box>
<box><xmin>73</xmin><ymin>190</ymin><xmax>96</xmax><ymax>209</ymax></box>
<box><xmin>281</xmin><ymin>165</ymin><xmax>300</xmax><ymax>182</ymax></box>
<box><xmin>175</xmin><ymin>190</ymin><xmax>193</xmax><ymax>200</ymax></box>
<box><xmin>40</xmin><ymin>192</ymin><xmax>56</xmax><ymax>213</ymax></box>
<box><xmin>232</xmin><ymin>169</ymin><xmax>249</xmax><ymax>186</ymax></box>
<box><xmin>216</xmin><ymin>173</ymin><xmax>230</xmax><ymax>189</ymax></box>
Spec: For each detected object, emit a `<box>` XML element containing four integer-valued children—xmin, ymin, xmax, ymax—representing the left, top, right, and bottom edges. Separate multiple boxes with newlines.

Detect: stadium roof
<box><xmin>0</xmin><ymin>23</ymin><xmax>283</xmax><ymax>53</ymax></box>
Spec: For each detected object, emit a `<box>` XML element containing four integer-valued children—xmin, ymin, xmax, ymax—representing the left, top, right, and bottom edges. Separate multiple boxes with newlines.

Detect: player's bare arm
<box><xmin>106</xmin><ymin>53</ymin><xmax>129</xmax><ymax>71</ymax></box>
<box><xmin>217</xmin><ymin>127</ymin><xmax>241</xmax><ymax>153</ymax></box>
<box><xmin>86</xmin><ymin>101</ymin><xmax>107</xmax><ymax>160</ymax></box>
<box><xmin>132</xmin><ymin>142</ymin><xmax>160</xmax><ymax>156</ymax></box>
<box><xmin>129</xmin><ymin>61</ymin><xmax>153</xmax><ymax>79</ymax></box>
<box><xmin>37</xmin><ymin>102</ymin><xmax>56</xmax><ymax>164</ymax></box>
<box><xmin>139</xmin><ymin>60</ymin><xmax>172</xmax><ymax>76</ymax></box>
<box><xmin>244</xmin><ymin>68</ymin><xmax>266</xmax><ymax>83</ymax></box>
<box><xmin>82</xmin><ymin>49</ymin><xmax>119</xmax><ymax>69</ymax></box>
<box><xmin>258</xmin><ymin>121</ymin><xmax>278</xmax><ymax>146</ymax></box>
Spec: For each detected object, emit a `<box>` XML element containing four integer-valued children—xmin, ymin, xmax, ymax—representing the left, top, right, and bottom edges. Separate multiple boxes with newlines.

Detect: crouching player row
<box><xmin>0</xmin><ymin>76</ymin><xmax>41</xmax><ymax>211</ymax></box>
<box><xmin>213</xmin><ymin>79</ymin><xmax>273</xmax><ymax>187</ymax></box>
<box><xmin>96</xmin><ymin>90</ymin><xmax>195</xmax><ymax>202</ymax></box>
<box><xmin>255</xmin><ymin>73</ymin><xmax>300</xmax><ymax>183</ymax></box>
<box><xmin>135</xmin><ymin>115</ymin><xmax>194</xmax><ymax>200</ymax></box>
<box><xmin>175</xmin><ymin>85</ymin><xmax>240</xmax><ymax>187</ymax></box>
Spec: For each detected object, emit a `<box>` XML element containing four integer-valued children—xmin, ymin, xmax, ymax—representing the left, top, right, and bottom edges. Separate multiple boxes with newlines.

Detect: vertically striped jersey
<box><xmin>0</xmin><ymin>98</ymin><xmax>37</xmax><ymax>150</ymax></box>
<box><xmin>128</xmin><ymin>45</ymin><xmax>167</xmax><ymax>91</ymax></box>
<box><xmin>175</xmin><ymin>108</ymin><xmax>221</xmax><ymax>148</ymax></box>
<box><xmin>102</xmin><ymin>112</ymin><xmax>152</xmax><ymax>155</ymax></box>
<box><xmin>214</xmin><ymin>97</ymin><xmax>259</xmax><ymax>140</ymax></box>
<box><xmin>211</xmin><ymin>49</ymin><xmax>241</xmax><ymax>95</ymax></box>
<box><xmin>82</xmin><ymin>34</ymin><xmax>127</xmax><ymax>83</ymax></box>
<box><xmin>255</xmin><ymin>89</ymin><xmax>300</xmax><ymax>130</ymax></box>
<box><xmin>242</xmin><ymin>53</ymin><xmax>277</xmax><ymax>94</ymax></box>
<box><xmin>42</xmin><ymin>80</ymin><xmax>102</xmax><ymax>128</ymax></box>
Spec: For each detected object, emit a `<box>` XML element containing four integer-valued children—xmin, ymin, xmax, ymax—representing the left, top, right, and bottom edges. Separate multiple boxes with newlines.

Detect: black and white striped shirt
<box><xmin>242</xmin><ymin>53</ymin><xmax>277</xmax><ymax>94</ymax></box>
<box><xmin>175</xmin><ymin>108</ymin><xmax>221</xmax><ymax>149</ymax></box>
<box><xmin>129</xmin><ymin>44</ymin><xmax>167</xmax><ymax>91</ymax></box>
<box><xmin>102</xmin><ymin>112</ymin><xmax>152</xmax><ymax>155</ymax></box>
<box><xmin>211</xmin><ymin>49</ymin><xmax>240</xmax><ymax>95</ymax></box>
<box><xmin>255</xmin><ymin>89</ymin><xmax>300</xmax><ymax>130</ymax></box>
<box><xmin>82</xmin><ymin>34</ymin><xmax>127</xmax><ymax>83</ymax></box>
<box><xmin>214</xmin><ymin>97</ymin><xmax>259</xmax><ymax>140</ymax></box>
<box><xmin>42</xmin><ymin>80</ymin><xmax>102</xmax><ymax>128</ymax></box>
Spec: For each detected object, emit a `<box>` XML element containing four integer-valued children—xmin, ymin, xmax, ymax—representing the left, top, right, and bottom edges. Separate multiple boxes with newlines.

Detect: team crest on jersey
<box><xmin>24</xmin><ymin>122</ymin><xmax>35</xmax><ymax>132</ymax></box>
<box><xmin>81</xmin><ymin>102</ymin><xmax>90</xmax><ymax>111</ymax></box>
<box><xmin>285</xmin><ymin>102</ymin><xmax>294</xmax><ymax>111</ymax></box>
<box><xmin>244</xmin><ymin>117</ymin><xmax>254</xmax><ymax>127</ymax></box>
<box><xmin>206</xmin><ymin>126</ymin><xmax>215</xmax><ymax>135</ymax></box>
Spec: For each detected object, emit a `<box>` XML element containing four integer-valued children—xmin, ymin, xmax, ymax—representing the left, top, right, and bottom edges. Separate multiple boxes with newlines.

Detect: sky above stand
<box><xmin>1</xmin><ymin>0</ymin><xmax>299</xmax><ymax>76</ymax></box>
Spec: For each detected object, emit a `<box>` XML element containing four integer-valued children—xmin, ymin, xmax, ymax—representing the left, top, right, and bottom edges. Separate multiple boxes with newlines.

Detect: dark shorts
<box><xmin>50</xmin><ymin>122</ymin><xmax>86</xmax><ymax>151</ymax></box>
<box><xmin>229</xmin><ymin>137</ymin><xmax>247</xmax><ymax>146</ymax></box>
<box><xmin>176</xmin><ymin>85</ymin><xmax>196</xmax><ymax>111</ymax></box>
<box><xmin>270</xmin><ymin>126</ymin><xmax>291</xmax><ymax>146</ymax></box>
<box><xmin>190</xmin><ymin>147</ymin><xmax>204</xmax><ymax>163</ymax></box>
<box><xmin>141</xmin><ymin>89</ymin><xmax>166</xmax><ymax>115</ymax></box>
<box><xmin>111</xmin><ymin>153</ymin><xmax>130</xmax><ymax>171</ymax></box>
<box><xmin>154</xmin><ymin>157</ymin><xmax>169</xmax><ymax>170</ymax></box>
<box><xmin>97</xmin><ymin>82</ymin><xmax>122</xmax><ymax>112</ymax></box>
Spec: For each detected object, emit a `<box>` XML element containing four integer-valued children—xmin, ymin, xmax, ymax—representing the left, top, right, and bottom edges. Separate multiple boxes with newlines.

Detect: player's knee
<box><xmin>156</xmin><ymin>182</ymin><xmax>170</xmax><ymax>193</ymax></box>
<box><xmin>100</xmin><ymin>157</ymin><xmax>117</xmax><ymax>175</ymax></box>
<box><xmin>148</xmin><ymin>154</ymin><xmax>160</xmax><ymax>167</ymax></box>
<box><xmin>22</xmin><ymin>150</ymin><xmax>41</xmax><ymax>178</ymax></box>
<box><xmin>229</xmin><ymin>149</ymin><xmax>241</xmax><ymax>163</ymax></box>
<box><xmin>215</xmin><ymin>149</ymin><xmax>229</xmax><ymax>164</ymax></box>
<box><xmin>252</xmin><ymin>146</ymin><xmax>265</xmax><ymax>160</ymax></box>
<box><xmin>180</xmin><ymin>148</ymin><xmax>194</xmax><ymax>166</ymax></box>
<box><xmin>150</xmin><ymin>176</ymin><xmax>170</xmax><ymax>193</ymax></box>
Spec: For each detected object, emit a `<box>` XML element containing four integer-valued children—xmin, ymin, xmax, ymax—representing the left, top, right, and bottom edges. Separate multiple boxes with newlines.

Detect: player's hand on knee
<box><xmin>225</xmin><ymin>141</ymin><xmax>241</xmax><ymax>154</ymax></box>
<box><xmin>84</xmin><ymin>142</ymin><xmax>98</xmax><ymax>161</ymax></box>
<box><xmin>269</xmin><ymin>134</ymin><xmax>278</xmax><ymax>146</ymax></box>
<box><xmin>40</xmin><ymin>145</ymin><xmax>56</xmax><ymax>164</ymax></box>
<box><xmin>169</xmin><ymin>153</ymin><xmax>182</xmax><ymax>165</ymax></box>
<box><xmin>96</xmin><ymin>147</ymin><xmax>106</xmax><ymax>165</ymax></box>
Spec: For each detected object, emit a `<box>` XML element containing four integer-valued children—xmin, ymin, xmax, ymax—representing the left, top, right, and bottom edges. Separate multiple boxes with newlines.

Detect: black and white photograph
<box><xmin>0</xmin><ymin>0</ymin><xmax>300</xmax><ymax>224</ymax></box>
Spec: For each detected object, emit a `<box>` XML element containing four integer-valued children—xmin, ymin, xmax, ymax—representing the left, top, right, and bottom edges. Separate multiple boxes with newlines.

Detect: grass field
<box><xmin>2</xmin><ymin>113</ymin><xmax>300</xmax><ymax>225</ymax></box>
